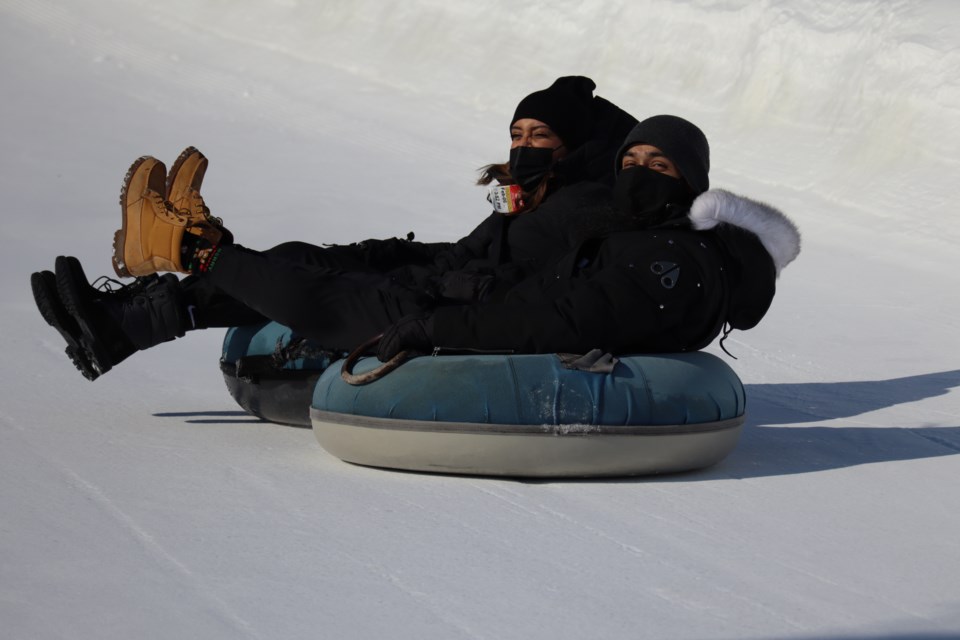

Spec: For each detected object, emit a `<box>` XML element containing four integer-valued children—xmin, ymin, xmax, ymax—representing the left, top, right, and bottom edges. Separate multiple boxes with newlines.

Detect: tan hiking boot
<box><xmin>166</xmin><ymin>146</ymin><xmax>207</xmax><ymax>213</ymax></box>
<box><xmin>166</xmin><ymin>146</ymin><xmax>232</xmax><ymax>244</ymax></box>
<box><xmin>113</xmin><ymin>156</ymin><xmax>224</xmax><ymax>277</ymax></box>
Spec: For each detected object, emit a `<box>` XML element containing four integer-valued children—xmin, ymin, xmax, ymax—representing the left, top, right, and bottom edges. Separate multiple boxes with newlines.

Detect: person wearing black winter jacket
<box><xmin>34</xmin><ymin>108</ymin><xmax>799</xmax><ymax>382</ymax></box>
<box><xmin>31</xmin><ymin>77</ymin><xmax>640</xmax><ymax>380</ymax></box>
<box><xmin>378</xmin><ymin>115</ymin><xmax>801</xmax><ymax>360</ymax></box>
<box><xmin>181</xmin><ymin>76</ymin><xmax>637</xmax><ymax>323</ymax></box>
<box><xmin>291</xmin><ymin>76</ymin><xmax>639</xmax><ymax>303</ymax></box>
<box><xmin>421</xmin><ymin>189</ymin><xmax>796</xmax><ymax>356</ymax></box>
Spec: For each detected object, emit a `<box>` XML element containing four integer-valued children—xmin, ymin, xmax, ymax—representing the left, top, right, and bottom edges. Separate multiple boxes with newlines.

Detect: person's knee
<box><xmin>265</xmin><ymin>241</ymin><xmax>316</xmax><ymax>260</ymax></box>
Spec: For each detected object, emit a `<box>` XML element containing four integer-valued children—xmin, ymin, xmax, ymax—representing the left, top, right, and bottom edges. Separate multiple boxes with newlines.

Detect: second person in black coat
<box><xmin>379</xmin><ymin>115</ymin><xmax>801</xmax><ymax>359</ymax></box>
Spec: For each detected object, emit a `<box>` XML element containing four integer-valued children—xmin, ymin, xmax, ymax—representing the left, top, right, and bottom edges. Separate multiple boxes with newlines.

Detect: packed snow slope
<box><xmin>2</xmin><ymin>1</ymin><xmax>960</xmax><ymax>638</ymax></box>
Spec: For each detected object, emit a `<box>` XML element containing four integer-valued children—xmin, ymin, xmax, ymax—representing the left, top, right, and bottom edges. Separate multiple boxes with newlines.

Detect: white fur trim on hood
<box><xmin>688</xmin><ymin>189</ymin><xmax>801</xmax><ymax>276</ymax></box>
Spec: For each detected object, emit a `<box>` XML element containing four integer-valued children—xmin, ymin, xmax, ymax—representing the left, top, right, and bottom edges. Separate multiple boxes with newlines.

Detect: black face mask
<box><xmin>613</xmin><ymin>166</ymin><xmax>693</xmax><ymax>227</ymax></box>
<box><xmin>509</xmin><ymin>146</ymin><xmax>558</xmax><ymax>190</ymax></box>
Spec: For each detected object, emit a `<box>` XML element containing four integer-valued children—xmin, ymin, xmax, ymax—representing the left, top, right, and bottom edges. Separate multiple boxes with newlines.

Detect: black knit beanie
<box><xmin>615</xmin><ymin>115</ymin><xmax>710</xmax><ymax>194</ymax></box>
<box><xmin>511</xmin><ymin>76</ymin><xmax>597</xmax><ymax>151</ymax></box>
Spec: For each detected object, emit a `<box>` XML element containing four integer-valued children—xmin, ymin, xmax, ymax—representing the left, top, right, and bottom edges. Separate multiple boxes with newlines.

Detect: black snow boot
<box><xmin>34</xmin><ymin>260</ymin><xmax>163</xmax><ymax>380</ymax></box>
<box><xmin>52</xmin><ymin>255</ymin><xmax>190</xmax><ymax>379</ymax></box>
<box><xmin>31</xmin><ymin>269</ymin><xmax>100</xmax><ymax>379</ymax></box>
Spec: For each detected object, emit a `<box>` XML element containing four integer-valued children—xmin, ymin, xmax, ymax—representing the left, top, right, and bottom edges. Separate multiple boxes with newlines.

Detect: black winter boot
<box><xmin>33</xmin><ymin>260</ymin><xmax>168</xmax><ymax>380</ymax></box>
<box><xmin>31</xmin><ymin>269</ymin><xmax>99</xmax><ymax>379</ymax></box>
<box><xmin>53</xmin><ymin>255</ymin><xmax>190</xmax><ymax>379</ymax></box>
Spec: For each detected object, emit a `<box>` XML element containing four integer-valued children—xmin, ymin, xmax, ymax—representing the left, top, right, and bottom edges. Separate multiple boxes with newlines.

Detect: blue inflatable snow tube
<box><xmin>313</xmin><ymin>352</ymin><xmax>744</xmax><ymax>426</ymax></box>
<box><xmin>222</xmin><ymin>322</ymin><xmax>747</xmax><ymax>477</ymax></box>
<box><xmin>310</xmin><ymin>352</ymin><xmax>746</xmax><ymax>478</ymax></box>
<box><xmin>220</xmin><ymin>321</ymin><xmax>337</xmax><ymax>426</ymax></box>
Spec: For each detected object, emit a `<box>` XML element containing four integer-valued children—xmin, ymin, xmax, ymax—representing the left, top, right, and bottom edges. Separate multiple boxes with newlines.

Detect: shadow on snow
<box><xmin>694</xmin><ymin>368</ymin><xmax>960</xmax><ymax>480</ymax></box>
<box><xmin>152</xmin><ymin>410</ymin><xmax>268</xmax><ymax>425</ymax></box>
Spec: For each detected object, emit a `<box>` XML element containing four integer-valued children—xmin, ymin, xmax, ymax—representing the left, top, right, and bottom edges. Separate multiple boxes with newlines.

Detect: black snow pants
<box><xmin>179</xmin><ymin>241</ymin><xmax>426</xmax><ymax>352</ymax></box>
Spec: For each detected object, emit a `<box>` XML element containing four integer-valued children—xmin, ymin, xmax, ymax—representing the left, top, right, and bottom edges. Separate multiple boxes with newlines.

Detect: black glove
<box><xmin>377</xmin><ymin>314</ymin><xmax>435</xmax><ymax>361</ymax></box>
<box><xmin>437</xmin><ymin>270</ymin><xmax>494</xmax><ymax>302</ymax></box>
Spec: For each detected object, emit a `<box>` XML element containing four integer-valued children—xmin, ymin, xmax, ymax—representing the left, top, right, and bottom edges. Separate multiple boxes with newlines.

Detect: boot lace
<box><xmin>188</xmin><ymin>189</ymin><xmax>224</xmax><ymax>228</ymax></box>
<box><xmin>92</xmin><ymin>274</ymin><xmax>160</xmax><ymax>296</ymax></box>
<box><xmin>91</xmin><ymin>275</ymin><xmax>126</xmax><ymax>292</ymax></box>
<box><xmin>169</xmin><ymin>190</ymin><xmax>224</xmax><ymax>232</ymax></box>
<box><xmin>144</xmin><ymin>189</ymin><xmax>190</xmax><ymax>226</ymax></box>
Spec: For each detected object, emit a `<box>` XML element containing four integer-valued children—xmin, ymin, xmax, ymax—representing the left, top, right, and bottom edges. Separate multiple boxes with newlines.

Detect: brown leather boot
<box><xmin>113</xmin><ymin>156</ymin><xmax>224</xmax><ymax>277</ymax></box>
<box><xmin>166</xmin><ymin>146</ymin><xmax>207</xmax><ymax>212</ymax></box>
<box><xmin>166</xmin><ymin>146</ymin><xmax>233</xmax><ymax>244</ymax></box>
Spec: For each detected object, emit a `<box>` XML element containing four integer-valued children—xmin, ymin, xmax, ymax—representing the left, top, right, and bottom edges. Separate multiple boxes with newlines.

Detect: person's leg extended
<box><xmin>201</xmin><ymin>245</ymin><xmax>422</xmax><ymax>352</ymax></box>
<box><xmin>177</xmin><ymin>240</ymin><xmax>374</xmax><ymax>329</ymax></box>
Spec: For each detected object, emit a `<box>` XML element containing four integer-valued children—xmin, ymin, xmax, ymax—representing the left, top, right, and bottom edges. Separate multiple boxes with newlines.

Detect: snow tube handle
<box><xmin>340</xmin><ymin>333</ymin><xmax>419</xmax><ymax>385</ymax></box>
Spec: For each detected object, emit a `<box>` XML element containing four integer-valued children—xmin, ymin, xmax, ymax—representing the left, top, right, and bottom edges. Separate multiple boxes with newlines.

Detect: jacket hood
<box><xmin>688</xmin><ymin>189</ymin><xmax>801</xmax><ymax>331</ymax></box>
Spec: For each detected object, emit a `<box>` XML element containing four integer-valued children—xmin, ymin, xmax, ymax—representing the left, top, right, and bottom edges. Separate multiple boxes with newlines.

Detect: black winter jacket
<box><xmin>429</xmin><ymin>189</ymin><xmax>801</xmax><ymax>355</ymax></box>
<box><xmin>387</xmin><ymin>181</ymin><xmax>613</xmax><ymax>302</ymax></box>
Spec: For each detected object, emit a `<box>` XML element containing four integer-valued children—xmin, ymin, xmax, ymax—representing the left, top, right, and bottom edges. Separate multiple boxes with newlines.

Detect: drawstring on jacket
<box><xmin>718</xmin><ymin>322</ymin><xmax>738</xmax><ymax>359</ymax></box>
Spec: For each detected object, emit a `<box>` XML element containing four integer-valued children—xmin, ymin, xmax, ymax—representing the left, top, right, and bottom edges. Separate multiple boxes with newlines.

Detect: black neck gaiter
<box><xmin>613</xmin><ymin>166</ymin><xmax>693</xmax><ymax>228</ymax></box>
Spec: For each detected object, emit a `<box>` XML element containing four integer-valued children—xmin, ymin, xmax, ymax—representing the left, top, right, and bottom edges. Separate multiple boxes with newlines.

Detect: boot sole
<box><xmin>56</xmin><ymin>256</ymin><xmax>115</xmax><ymax>378</ymax></box>
<box><xmin>113</xmin><ymin>156</ymin><xmax>149</xmax><ymax>278</ymax></box>
<box><xmin>31</xmin><ymin>269</ymin><xmax>100</xmax><ymax>380</ymax></box>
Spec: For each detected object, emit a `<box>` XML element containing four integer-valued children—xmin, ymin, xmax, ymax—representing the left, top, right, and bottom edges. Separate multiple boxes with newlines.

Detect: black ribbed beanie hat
<box><xmin>511</xmin><ymin>76</ymin><xmax>597</xmax><ymax>150</ymax></box>
<box><xmin>615</xmin><ymin>115</ymin><xmax>710</xmax><ymax>194</ymax></box>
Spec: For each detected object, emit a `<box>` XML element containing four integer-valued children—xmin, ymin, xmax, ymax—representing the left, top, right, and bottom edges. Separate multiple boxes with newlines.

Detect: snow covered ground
<box><xmin>2</xmin><ymin>0</ymin><xmax>960</xmax><ymax>638</ymax></box>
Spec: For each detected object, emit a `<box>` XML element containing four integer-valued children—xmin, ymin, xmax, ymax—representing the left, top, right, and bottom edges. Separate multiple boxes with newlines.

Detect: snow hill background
<box><xmin>2</xmin><ymin>1</ymin><xmax>959</xmax><ymax>638</ymax></box>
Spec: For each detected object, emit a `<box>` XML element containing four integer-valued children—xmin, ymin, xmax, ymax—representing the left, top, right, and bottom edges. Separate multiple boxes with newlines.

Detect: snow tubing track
<box><xmin>223</xmin><ymin>322</ymin><xmax>746</xmax><ymax>477</ymax></box>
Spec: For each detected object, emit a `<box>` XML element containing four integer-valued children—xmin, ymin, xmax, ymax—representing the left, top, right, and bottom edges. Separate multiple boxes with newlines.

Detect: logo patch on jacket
<box><xmin>650</xmin><ymin>261</ymin><xmax>680</xmax><ymax>289</ymax></box>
